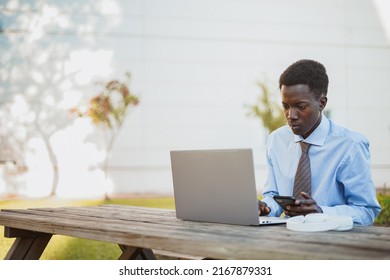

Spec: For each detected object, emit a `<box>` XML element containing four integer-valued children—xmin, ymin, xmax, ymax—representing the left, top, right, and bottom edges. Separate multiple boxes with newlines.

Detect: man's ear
<box><xmin>319</xmin><ymin>96</ymin><xmax>327</xmax><ymax>111</ymax></box>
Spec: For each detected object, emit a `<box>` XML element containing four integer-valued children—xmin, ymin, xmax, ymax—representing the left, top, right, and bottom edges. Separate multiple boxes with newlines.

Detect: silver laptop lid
<box><xmin>170</xmin><ymin>149</ymin><xmax>260</xmax><ymax>226</ymax></box>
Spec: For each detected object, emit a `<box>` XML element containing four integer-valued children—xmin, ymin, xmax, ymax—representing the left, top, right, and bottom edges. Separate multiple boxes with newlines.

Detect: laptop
<box><xmin>170</xmin><ymin>148</ymin><xmax>286</xmax><ymax>226</ymax></box>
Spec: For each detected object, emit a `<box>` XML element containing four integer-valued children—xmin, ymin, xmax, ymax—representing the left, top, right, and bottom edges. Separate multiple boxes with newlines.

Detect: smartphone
<box><xmin>273</xmin><ymin>195</ymin><xmax>297</xmax><ymax>210</ymax></box>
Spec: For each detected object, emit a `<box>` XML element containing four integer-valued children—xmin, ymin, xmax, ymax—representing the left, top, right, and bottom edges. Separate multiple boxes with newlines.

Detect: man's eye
<box><xmin>298</xmin><ymin>105</ymin><xmax>306</xmax><ymax>110</ymax></box>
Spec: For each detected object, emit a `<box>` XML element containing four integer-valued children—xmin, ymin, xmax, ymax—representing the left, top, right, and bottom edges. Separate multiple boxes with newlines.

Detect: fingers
<box><xmin>281</xmin><ymin>193</ymin><xmax>322</xmax><ymax>216</ymax></box>
<box><xmin>258</xmin><ymin>201</ymin><xmax>271</xmax><ymax>216</ymax></box>
<box><xmin>296</xmin><ymin>192</ymin><xmax>315</xmax><ymax>205</ymax></box>
<box><xmin>260</xmin><ymin>207</ymin><xmax>271</xmax><ymax>216</ymax></box>
<box><xmin>285</xmin><ymin>192</ymin><xmax>320</xmax><ymax>216</ymax></box>
<box><xmin>300</xmin><ymin>192</ymin><xmax>311</xmax><ymax>199</ymax></box>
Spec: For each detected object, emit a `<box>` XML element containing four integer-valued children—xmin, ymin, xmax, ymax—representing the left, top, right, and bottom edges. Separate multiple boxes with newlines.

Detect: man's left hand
<box><xmin>284</xmin><ymin>192</ymin><xmax>323</xmax><ymax>216</ymax></box>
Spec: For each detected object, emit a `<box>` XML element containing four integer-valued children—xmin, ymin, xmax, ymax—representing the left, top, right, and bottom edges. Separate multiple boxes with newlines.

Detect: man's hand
<box><xmin>258</xmin><ymin>200</ymin><xmax>271</xmax><ymax>216</ymax></box>
<box><xmin>284</xmin><ymin>192</ymin><xmax>323</xmax><ymax>216</ymax></box>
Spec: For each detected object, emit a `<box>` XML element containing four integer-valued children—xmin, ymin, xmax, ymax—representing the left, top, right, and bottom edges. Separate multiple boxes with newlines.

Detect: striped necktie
<box><xmin>293</xmin><ymin>142</ymin><xmax>311</xmax><ymax>199</ymax></box>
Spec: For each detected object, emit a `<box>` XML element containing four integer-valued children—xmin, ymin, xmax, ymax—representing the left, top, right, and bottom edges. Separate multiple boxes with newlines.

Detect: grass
<box><xmin>0</xmin><ymin>194</ymin><xmax>389</xmax><ymax>259</ymax></box>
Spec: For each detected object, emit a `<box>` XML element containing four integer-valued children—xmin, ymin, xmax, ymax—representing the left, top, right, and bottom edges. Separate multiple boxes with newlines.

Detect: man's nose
<box><xmin>287</xmin><ymin>108</ymin><xmax>298</xmax><ymax>119</ymax></box>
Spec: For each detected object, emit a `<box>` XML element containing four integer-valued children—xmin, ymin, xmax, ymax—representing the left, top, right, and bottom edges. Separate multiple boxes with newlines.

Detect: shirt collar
<box><xmin>293</xmin><ymin>114</ymin><xmax>330</xmax><ymax>146</ymax></box>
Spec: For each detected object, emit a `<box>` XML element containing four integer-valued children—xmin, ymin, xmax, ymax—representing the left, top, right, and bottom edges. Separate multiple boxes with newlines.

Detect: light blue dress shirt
<box><xmin>262</xmin><ymin>115</ymin><xmax>381</xmax><ymax>226</ymax></box>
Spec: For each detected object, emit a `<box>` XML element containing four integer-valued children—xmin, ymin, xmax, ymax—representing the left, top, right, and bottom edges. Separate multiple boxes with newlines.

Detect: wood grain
<box><xmin>1</xmin><ymin>205</ymin><xmax>389</xmax><ymax>259</ymax></box>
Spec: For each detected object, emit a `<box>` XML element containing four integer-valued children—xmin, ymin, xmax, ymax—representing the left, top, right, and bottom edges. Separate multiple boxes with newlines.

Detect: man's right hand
<box><xmin>258</xmin><ymin>200</ymin><xmax>271</xmax><ymax>216</ymax></box>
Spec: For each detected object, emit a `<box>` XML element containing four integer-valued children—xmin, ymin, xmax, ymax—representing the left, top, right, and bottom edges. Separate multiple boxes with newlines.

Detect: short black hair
<box><xmin>279</xmin><ymin>59</ymin><xmax>329</xmax><ymax>99</ymax></box>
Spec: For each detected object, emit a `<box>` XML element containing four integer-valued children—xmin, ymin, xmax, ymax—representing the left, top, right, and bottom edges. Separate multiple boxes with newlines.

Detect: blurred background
<box><xmin>1</xmin><ymin>0</ymin><xmax>390</xmax><ymax>199</ymax></box>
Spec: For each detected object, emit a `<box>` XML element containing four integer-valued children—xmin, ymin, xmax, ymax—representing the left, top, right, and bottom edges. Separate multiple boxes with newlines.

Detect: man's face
<box><xmin>281</xmin><ymin>84</ymin><xmax>327</xmax><ymax>139</ymax></box>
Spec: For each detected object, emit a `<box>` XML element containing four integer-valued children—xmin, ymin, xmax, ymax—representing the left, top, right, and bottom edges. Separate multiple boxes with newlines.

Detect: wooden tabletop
<box><xmin>0</xmin><ymin>205</ymin><xmax>389</xmax><ymax>259</ymax></box>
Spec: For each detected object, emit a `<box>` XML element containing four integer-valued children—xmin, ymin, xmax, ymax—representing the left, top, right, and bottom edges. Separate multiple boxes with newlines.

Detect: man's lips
<box><xmin>289</xmin><ymin>123</ymin><xmax>300</xmax><ymax>130</ymax></box>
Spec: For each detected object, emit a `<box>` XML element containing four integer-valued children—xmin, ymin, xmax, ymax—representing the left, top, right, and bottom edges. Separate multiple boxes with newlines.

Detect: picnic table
<box><xmin>0</xmin><ymin>205</ymin><xmax>389</xmax><ymax>260</ymax></box>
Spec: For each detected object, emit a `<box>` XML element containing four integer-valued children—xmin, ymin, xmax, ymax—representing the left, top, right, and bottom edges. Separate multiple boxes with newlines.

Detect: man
<box><xmin>258</xmin><ymin>59</ymin><xmax>381</xmax><ymax>226</ymax></box>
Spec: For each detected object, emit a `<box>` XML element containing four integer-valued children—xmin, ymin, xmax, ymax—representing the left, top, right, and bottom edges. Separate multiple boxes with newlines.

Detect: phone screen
<box><xmin>273</xmin><ymin>195</ymin><xmax>297</xmax><ymax>210</ymax></box>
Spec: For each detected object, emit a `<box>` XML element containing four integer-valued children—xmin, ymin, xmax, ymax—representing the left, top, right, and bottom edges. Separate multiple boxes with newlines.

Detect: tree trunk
<box><xmin>35</xmin><ymin>123</ymin><xmax>59</xmax><ymax>197</ymax></box>
<box><xmin>103</xmin><ymin>130</ymin><xmax>118</xmax><ymax>201</ymax></box>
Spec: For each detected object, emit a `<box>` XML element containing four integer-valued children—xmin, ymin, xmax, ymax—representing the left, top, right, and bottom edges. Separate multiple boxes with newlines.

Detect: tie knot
<box><xmin>299</xmin><ymin>142</ymin><xmax>310</xmax><ymax>154</ymax></box>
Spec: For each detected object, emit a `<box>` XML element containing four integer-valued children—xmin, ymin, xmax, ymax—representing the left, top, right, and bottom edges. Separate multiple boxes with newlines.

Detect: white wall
<box><xmin>1</xmin><ymin>0</ymin><xmax>389</xmax><ymax>197</ymax></box>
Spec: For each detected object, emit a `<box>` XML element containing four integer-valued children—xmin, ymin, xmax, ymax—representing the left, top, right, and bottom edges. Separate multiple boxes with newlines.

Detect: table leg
<box><xmin>118</xmin><ymin>245</ymin><xmax>157</xmax><ymax>260</ymax></box>
<box><xmin>4</xmin><ymin>227</ymin><xmax>52</xmax><ymax>260</ymax></box>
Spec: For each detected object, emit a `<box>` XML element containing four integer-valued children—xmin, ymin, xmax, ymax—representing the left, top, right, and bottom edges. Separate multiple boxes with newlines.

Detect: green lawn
<box><xmin>0</xmin><ymin>194</ymin><xmax>389</xmax><ymax>259</ymax></box>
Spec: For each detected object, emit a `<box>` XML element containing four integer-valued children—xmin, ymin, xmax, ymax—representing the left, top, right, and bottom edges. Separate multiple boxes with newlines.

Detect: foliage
<box><xmin>73</xmin><ymin>72</ymin><xmax>139</xmax><ymax>130</ymax></box>
<box><xmin>71</xmin><ymin>73</ymin><xmax>139</xmax><ymax>199</ymax></box>
<box><xmin>375</xmin><ymin>194</ymin><xmax>390</xmax><ymax>226</ymax></box>
<box><xmin>247</xmin><ymin>80</ymin><xmax>286</xmax><ymax>134</ymax></box>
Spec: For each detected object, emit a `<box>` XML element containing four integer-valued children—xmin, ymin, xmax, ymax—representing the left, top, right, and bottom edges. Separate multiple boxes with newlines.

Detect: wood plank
<box><xmin>117</xmin><ymin>245</ymin><xmax>157</xmax><ymax>260</ymax></box>
<box><xmin>3</xmin><ymin>206</ymin><xmax>389</xmax><ymax>249</ymax></box>
<box><xmin>13</xmin><ymin>205</ymin><xmax>389</xmax><ymax>241</ymax></box>
<box><xmin>23</xmin><ymin>233</ymin><xmax>52</xmax><ymax>260</ymax></box>
<box><xmin>140</xmin><ymin>248</ymin><xmax>158</xmax><ymax>260</ymax></box>
<box><xmin>118</xmin><ymin>245</ymin><xmax>143</xmax><ymax>260</ymax></box>
<box><xmin>1</xmin><ymin>206</ymin><xmax>389</xmax><ymax>259</ymax></box>
<box><xmin>1</xmin><ymin>208</ymin><xmax>388</xmax><ymax>252</ymax></box>
<box><xmin>5</xmin><ymin>205</ymin><xmax>390</xmax><ymax>243</ymax></box>
<box><xmin>5</xmin><ymin>232</ymin><xmax>52</xmax><ymax>260</ymax></box>
<box><xmin>4</xmin><ymin>227</ymin><xmax>36</xmax><ymax>238</ymax></box>
<box><xmin>5</xmin><ymin>237</ymin><xmax>35</xmax><ymax>260</ymax></box>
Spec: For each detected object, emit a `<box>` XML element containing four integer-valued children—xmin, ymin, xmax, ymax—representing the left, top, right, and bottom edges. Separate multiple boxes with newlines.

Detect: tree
<box><xmin>1</xmin><ymin>1</ymin><xmax>119</xmax><ymax>197</ymax></box>
<box><xmin>71</xmin><ymin>73</ymin><xmax>139</xmax><ymax>200</ymax></box>
<box><xmin>247</xmin><ymin>80</ymin><xmax>286</xmax><ymax>134</ymax></box>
